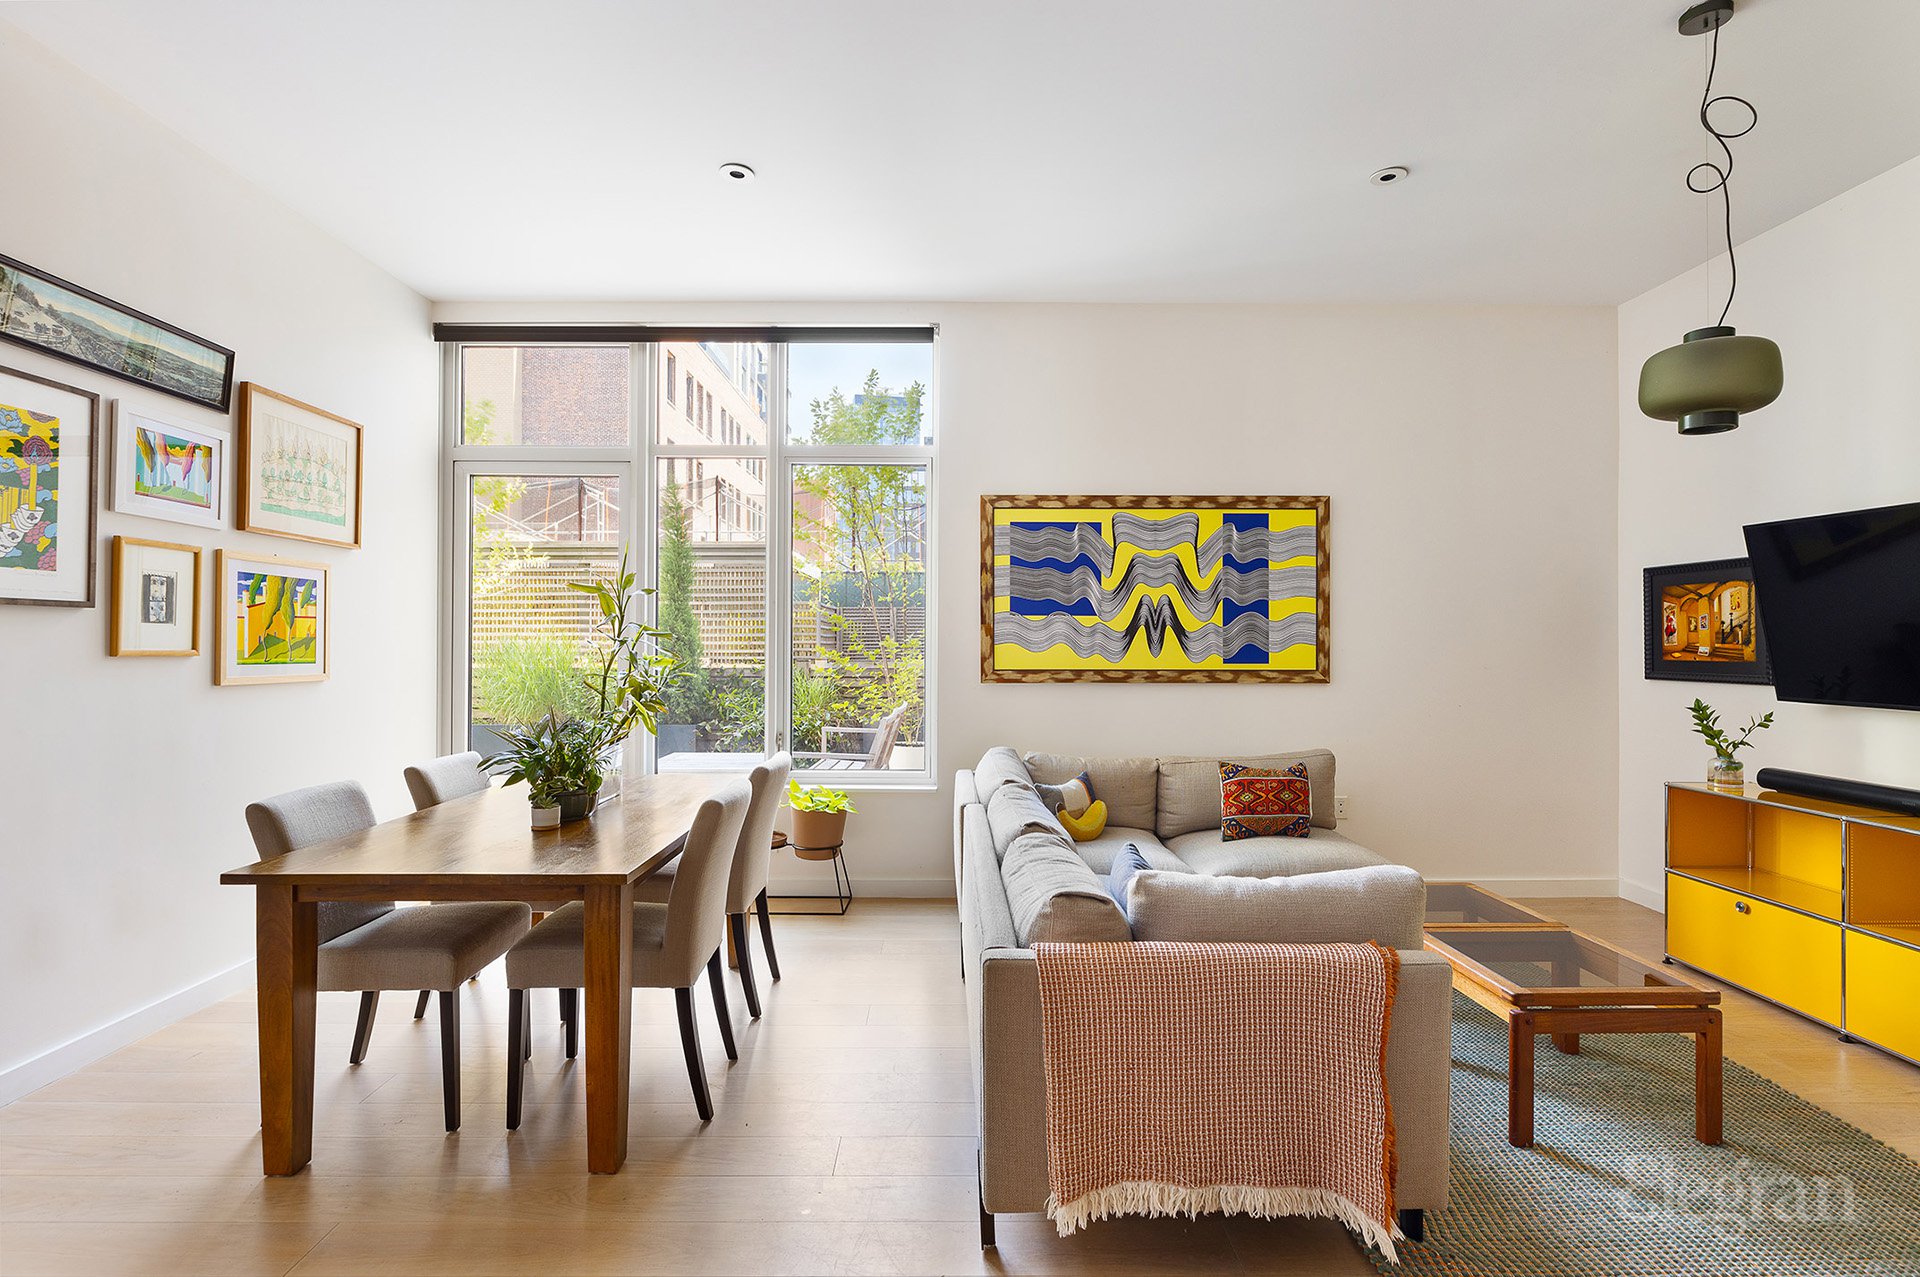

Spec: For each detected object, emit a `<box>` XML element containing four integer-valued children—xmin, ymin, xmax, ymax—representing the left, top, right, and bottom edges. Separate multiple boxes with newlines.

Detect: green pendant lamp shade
<box><xmin>1638</xmin><ymin>325</ymin><xmax>1783</xmax><ymax>435</ymax></box>
<box><xmin>1640</xmin><ymin>0</ymin><xmax>1784</xmax><ymax>437</ymax></box>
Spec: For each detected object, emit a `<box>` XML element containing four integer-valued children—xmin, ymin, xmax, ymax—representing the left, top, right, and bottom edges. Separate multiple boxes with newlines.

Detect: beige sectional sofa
<box><xmin>956</xmin><ymin>746</ymin><xmax>1451</xmax><ymax>1247</ymax></box>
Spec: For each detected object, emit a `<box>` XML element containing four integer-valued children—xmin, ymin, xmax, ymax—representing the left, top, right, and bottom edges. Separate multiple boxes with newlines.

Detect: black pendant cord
<box><xmin>1686</xmin><ymin>23</ymin><xmax>1757</xmax><ymax>326</ymax></box>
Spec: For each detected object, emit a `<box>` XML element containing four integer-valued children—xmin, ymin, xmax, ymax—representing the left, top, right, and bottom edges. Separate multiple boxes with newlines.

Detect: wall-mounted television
<box><xmin>1743</xmin><ymin>500</ymin><xmax>1920</xmax><ymax>712</ymax></box>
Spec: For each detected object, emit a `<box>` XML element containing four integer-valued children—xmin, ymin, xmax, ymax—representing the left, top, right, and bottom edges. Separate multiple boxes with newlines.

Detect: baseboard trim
<box><xmin>764</xmin><ymin>875</ymin><xmax>954</xmax><ymax>899</ymax></box>
<box><xmin>1617</xmin><ymin>877</ymin><xmax>1665</xmax><ymax>912</ymax></box>
<box><xmin>1461</xmin><ymin>876</ymin><xmax>1620</xmax><ymax>898</ymax></box>
<box><xmin>0</xmin><ymin>958</ymin><xmax>256</xmax><ymax>1106</ymax></box>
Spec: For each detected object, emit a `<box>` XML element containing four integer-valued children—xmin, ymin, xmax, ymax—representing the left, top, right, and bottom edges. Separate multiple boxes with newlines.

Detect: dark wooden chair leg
<box><xmin>675</xmin><ymin>986</ymin><xmax>714</xmax><ymax>1121</ymax></box>
<box><xmin>730</xmin><ymin>913</ymin><xmax>763</xmax><ymax>1019</ymax></box>
<box><xmin>1398</xmin><ymin>1208</ymin><xmax>1425</xmax><ymax>1243</ymax></box>
<box><xmin>349</xmin><ymin>990</ymin><xmax>379</xmax><ymax>1065</ymax></box>
<box><xmin>755</xmin><ymin>889</ymin><xmax>781</xmax><ymax>981</ymax></box>
<box><xmin>706</xmin><ymin>950</ymin><xmax>738</xmax><ymax>1061</ymax></box>
<box><xmin>559</xmin><ymin>988</ymin><xmax>578</xmax><ymax>1060</ymax></box>
<box><xmin>522</xmin><ymin>986</ymin><xmax>533</xmax><ymax>1060</ymax></box>
<box><xmin>437</xmin><ymin>990</ymin><xmax>461</xmax><ymax>1132</ymax></box>
<box><xmin>506</xmin><ymin>987</ymin><xmax>525</xmax><ymax>1131</ymax></box>
<box><xmin>413</xmin><ymin>990</ymin><xmax>431</xmax><ymax>1020</ymax></box>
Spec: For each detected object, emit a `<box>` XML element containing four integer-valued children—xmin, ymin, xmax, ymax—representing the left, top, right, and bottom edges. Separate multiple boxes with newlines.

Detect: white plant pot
<box><xmin>530</xmin><ymin>805</ymin><xmax>561</xmax><ymax>830</ymax></box>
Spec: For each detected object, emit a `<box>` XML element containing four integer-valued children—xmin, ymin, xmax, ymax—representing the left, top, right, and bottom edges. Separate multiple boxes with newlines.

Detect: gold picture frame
<box><xmin>236</xmin><ymin>382</ymin><xmax>363</xmax><ymax>548</ymax></box>
<box><xmin>110</xmin><ymin>535</ymin><xmax>201</xmax><ymax>657</ymax></box>
<box><xmin>215</xmin><ymin>548</ymin><xmax>331</xmax><ymax>686</ymax></box>
<box><xmin>980</xmin><ymin>494</ymin><xmax>1331</xmax><ymax>684</ymax></box>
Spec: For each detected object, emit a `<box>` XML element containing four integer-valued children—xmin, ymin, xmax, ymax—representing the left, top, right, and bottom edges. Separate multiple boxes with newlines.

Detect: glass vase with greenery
<box><xmin>1687</xmin><ymin>697</ymin><xmax>1774</xmax><ymax>790</ymax></box>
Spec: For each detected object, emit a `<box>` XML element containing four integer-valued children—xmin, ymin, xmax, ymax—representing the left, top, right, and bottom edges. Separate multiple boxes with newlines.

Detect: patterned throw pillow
<box><xmin>1054</xmin><ymin>771</ymin><xmax>1096</xmax><ymax>817</ymax></box>
<box><xmin>1219</xmin><ymin>761</ymin><xmax>1312</xmax><ymax>841</ymax></box>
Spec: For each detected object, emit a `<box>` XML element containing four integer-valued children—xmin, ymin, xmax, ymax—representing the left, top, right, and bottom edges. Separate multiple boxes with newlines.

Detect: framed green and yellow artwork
<box><xmin>215</xmin><ymin>548</ymin><xmax>329</xmax><ymax>685</ymax></box>
<box><xmin>980</xmin><ymin>494</ymin><xmax>1330</xmax><ymax>683</ymax></box>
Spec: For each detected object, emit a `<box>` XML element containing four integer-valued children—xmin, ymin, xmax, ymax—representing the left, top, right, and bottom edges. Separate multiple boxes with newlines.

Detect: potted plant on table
<box><xmin>1687</xmin><ymin>697</ymin><xmax>1774</xmax><ymax>791</ymax></box>
<box><xmin>488</xmin><ymin>552</ymin><xmax>680</xmax><ymax>828</ymax></box>
<box><xmin>786</xmin><ymin>779</ymin><xmax>856</xmax><ymax>860</ymax></box>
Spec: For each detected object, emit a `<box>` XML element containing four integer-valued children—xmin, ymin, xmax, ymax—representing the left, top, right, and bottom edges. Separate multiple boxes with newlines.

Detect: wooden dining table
<box><xmin>221</xmin><ymin>772</ymin><xmax>738</xmax><ymax>1176</ymax></box>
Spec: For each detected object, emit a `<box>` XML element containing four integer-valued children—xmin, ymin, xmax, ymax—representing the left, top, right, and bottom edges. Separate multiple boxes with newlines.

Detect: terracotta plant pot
<box><xmin>790</xmin><ymin>807</ymin><xmax>847</xmax><ymax>854</ymax></box>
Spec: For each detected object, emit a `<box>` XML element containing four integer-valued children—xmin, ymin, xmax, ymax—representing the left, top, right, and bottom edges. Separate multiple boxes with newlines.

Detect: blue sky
<box><xmin>787</xmin><ymin>343</ymin><xmax>932</xmax><ymax>435</ymax></box>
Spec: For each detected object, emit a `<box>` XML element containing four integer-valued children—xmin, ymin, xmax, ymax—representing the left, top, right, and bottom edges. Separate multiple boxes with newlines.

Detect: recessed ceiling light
<box><xmin>1369</xmin><ymin>166</ymin><xmax>1410</xmax><ymax>186</ymax></box>
<box><xmin>719</xmin><ymin>162</ymin><xmax>756</xmax><ymax>183</ymax></box>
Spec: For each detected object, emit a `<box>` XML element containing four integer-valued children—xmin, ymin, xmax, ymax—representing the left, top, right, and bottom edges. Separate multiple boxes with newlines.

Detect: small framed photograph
<box><xmin>0</xmin><ymin>363</ymin><xmax>99</xmax><ymax>607</ymax></box>
<box><xmin>236</xmin><ymin>382</ymin><xmax>362</xmax><ymax>548</ymax></box>
<box><xmin>216</xmin><ymin>548</ymin><xmax>330</xmax><ymax>685</ymax></box>
<box><xmin>1644</xmin><ymin>558</ymin><xmax>1772</xmax><ymax>685</ymax></box>
<box><xmin>111</xmin><ymin>536</ymin><xmax>201</xmax><ymax>657</ymax></box>
<box><xmin>112</xmin><ymin>401</ymin><xmax>228</xmax><ymax>530</ymax></box>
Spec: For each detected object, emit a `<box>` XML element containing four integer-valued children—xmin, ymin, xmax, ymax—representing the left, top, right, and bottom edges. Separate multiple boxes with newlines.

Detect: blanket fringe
<box><xmin>1046</xmin><ymin>1181</ymin><xmax>1401</xmax><ymax>1264</ymax></box>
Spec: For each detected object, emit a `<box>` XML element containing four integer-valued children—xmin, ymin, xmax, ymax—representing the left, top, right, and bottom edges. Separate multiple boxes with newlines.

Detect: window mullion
<box><xmin>767</xmin><ymin>343</ymin><xmax>791</xmax><ymax>757</ymax></box>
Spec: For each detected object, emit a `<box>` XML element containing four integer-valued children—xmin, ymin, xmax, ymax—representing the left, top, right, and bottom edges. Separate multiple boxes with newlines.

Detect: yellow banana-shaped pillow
<box><xmin>1059</xmin><ymin>800</ymin><xmax>1108</xmax><ymax>842</ymax></box>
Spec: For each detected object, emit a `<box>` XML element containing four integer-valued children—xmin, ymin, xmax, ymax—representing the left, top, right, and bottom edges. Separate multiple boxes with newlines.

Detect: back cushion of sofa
<box><xmin>1022</xmin><ymin>751</ymin><xmax>1158</xmax><ymax>831</ymax></box>
<box><xmin>1127</xmin><ymin>863</ymin><xmax>1424</xmax><ymax>949</ymax></box>
<box><xmin>1000</xmin><ymin>831</ymin><xmax>1133</xmax><ymax>944</ymax></box>
<box><xmin>974</xmin><ymin>746</ymin><xmax>1033</xmax><ymax>795</ymax></box>
<box><xmin>1155</xmin><ymin>749</ymin><xmax>1337</xmax><ymax>837</ymax></box>
<box><xmin>986</xmin><ymin>782</ymin><xmax>1069</xmax><ymax>860</ymax></box>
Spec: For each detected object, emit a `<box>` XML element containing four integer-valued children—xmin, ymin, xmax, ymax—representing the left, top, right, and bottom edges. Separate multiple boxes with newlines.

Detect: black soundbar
<box><xmin>1753</xmin><ymin>768</ymin><xmax>1920</xmax><ymax>817</ymax></box>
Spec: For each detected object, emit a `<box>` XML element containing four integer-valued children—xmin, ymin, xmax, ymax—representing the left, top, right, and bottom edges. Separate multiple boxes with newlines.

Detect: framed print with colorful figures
<box><xmin>981</xmin><ymin>494</ymin><xmax>1330</xmax><ymax>683</ymax></box>
<box><xmin>215</xmin><ymin>548</ymin><xmax>329</xmax><ymax>685</ymax></box>
<box><xmin>0</xmin><ymin>363</ymin><xmax>99</xmax><ymax>607</ymax></box>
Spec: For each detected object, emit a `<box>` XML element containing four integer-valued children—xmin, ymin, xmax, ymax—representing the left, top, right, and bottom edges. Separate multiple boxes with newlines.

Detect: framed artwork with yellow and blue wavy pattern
<box><xmin>980</xmin><ymin>494</ymin><xmax>1330</xmax><ymax>683</ymax></box>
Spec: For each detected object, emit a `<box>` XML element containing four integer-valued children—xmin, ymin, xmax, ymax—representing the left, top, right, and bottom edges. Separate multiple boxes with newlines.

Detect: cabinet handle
<box><xmin>1734</xmin><ymin>900</ymin><xmax>1751</xmax><ymax>914</ymax></box>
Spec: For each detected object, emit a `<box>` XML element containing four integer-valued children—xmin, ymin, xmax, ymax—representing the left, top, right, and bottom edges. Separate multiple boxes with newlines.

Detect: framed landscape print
<box><xmin>1644</xmin><ymin>557</ymin><xmax>1771</xmax><ymax>685</ymax></box>
<box><xmin>237</xmin><ymin>382</ymin><xmax>363</xmax><ymax>548</ymax></box>
<box><xmin>0</xmin><ymin>254</ymin><xmax>234</xmax><ymax>411</ymax></box>
<box><xmin>981</xmin><ymin>494</ymin><xmax>1330</xmax><ymax>683</ymax></box>
<box><xmin>215</xmin><ymin>548</ymin><xmax>329</xmax><ymax>685</ymax></box>
<box><xmin>0</xmin><ymin>363</ymin><xmax>99</xmax><ymax>607</ymax></box>
<box><xmin>111</xmin><ymin>536</ymin><xmax>201</xmax><ymax>657</ymax></box>
<box><xmin>111</xmin><ymin>401</ymin><xmax>228</xmax><ymax>530</ymax></box>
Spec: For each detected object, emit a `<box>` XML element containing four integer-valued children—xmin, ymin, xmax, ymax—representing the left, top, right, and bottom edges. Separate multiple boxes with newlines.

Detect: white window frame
<box><xmin>440</xmin><ymin>337</ymin><xmax>936</xmax><ymax>789</ymax></box>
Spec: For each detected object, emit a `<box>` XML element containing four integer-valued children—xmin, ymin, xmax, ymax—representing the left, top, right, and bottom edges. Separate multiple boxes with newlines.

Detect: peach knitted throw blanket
<box><xmin>1033</xmin><ymin>940</ymin><xmax>1402</xmax><ymax>1260</ymax></box>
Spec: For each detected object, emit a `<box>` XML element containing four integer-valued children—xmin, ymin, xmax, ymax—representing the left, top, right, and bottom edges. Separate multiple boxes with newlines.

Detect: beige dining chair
<box><xmin>401</xmin><ymin>750</ymin><xmax>493</xmax><ymax>1019</ymax></box>
<box><xmin>635</xmin><ymin>753</ymin><xmax>791</xmax><ymax>1019</ymax></box>
<box><xmin>502</xmin><ymin>780</ymin><xmax>752</xmax><ymax>1126</ymax></box>
<box><xmin>244</xmin><ymin>780</ymin><xmax>532</xmax><ymax>1132</ymax></box>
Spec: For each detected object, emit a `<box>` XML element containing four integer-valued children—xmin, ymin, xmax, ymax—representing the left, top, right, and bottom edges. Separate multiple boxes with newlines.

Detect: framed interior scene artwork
<box><xmin>0</xmin><ymin>363</ymin><xmax>99</xmax><ymax>607</ymax></box>
<box><xmin>0</xmin><ymin>253</ymin><xmax>234</xmax><ymax>411</ymax></box>
<box><xmin>981</xmin><ymin>494</ymin><xmax>1330</xmax><ymax>683</ymax></box>
<box><xmin>237</xmin><ymin>382</ymin><xmax>362</xmax><ymax>548</ymax></box>
<box><xmin>111</xmin><ymin>401</ymin><xmax>227</xmax><ymax>530</ymax></box>
<box><xmin>1643</xmin><ymin>557</ymin><xmax>1771</xmax><ymax>685</ymax></box>
<box><xmin>111</xmin><ymin>536</ymin><xmax>201</xmax><ymax>657</ymax></box>
<box><xmin>215</xmin><ymin>548</ymin><xmax>329</xmax><ymax>685</ymax></box>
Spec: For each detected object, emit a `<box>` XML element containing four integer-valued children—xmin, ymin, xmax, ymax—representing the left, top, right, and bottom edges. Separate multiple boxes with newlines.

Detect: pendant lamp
<box><xmin>1637</xmin><ymin>0</ymin><xmax>1783</xmax><ymax>436</ymax></box>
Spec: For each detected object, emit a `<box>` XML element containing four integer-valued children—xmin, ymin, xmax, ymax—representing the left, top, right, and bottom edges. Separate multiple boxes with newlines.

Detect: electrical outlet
<box><xmin>1335</xmin><ymin>794</ymin><xmax>1350</xmax><ymax>821</ymax></box>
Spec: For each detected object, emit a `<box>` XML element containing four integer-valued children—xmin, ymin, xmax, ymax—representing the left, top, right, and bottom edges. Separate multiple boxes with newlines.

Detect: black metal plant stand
<box><xmin>767</xmin><ymin>830</ymin><xmax>853</xmax><ymax>916</ymax></box>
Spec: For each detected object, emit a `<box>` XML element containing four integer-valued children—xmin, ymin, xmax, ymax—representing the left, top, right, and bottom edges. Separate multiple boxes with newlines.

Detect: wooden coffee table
<box><xmin>1424</xmin><ymin>883</ymin><xmax>1723</xmax><ymax>1148</ymax></box>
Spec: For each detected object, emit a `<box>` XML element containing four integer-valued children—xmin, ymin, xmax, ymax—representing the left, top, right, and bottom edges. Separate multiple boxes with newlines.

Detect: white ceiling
<box><xmin>8</xmin><ymin>0</ymin><xmax>1920</xmax><ymax>305</ymax></box>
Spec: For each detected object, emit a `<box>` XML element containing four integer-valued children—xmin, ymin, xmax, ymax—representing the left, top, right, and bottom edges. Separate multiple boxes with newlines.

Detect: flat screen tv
<box><xmin>1743</xmin><ymin>500</ymin><xmax>1920</xmax><ymax>712</ymax></box>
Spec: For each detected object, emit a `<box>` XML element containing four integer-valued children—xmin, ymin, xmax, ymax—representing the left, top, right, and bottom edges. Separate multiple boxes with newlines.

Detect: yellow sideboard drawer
<box><xmin>1845</xmin><ymin>931</ymin><xmax>1920</xmax><ymax>1062</ymax></box>
<box><xmin>1667</xmin><ymin>873</ymin><xmax>1843</xmax><ymax>1025</ymax></box>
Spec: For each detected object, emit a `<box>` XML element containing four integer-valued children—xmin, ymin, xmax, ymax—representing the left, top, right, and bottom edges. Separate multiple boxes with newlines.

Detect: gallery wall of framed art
<box><xmin>980</xmin><ymin>494</ymin><xmax>1331</xmax><ymax>684</ymax></box>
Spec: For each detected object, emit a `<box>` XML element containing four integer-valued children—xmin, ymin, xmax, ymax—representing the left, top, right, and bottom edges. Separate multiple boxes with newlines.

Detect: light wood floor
<box><xmin>2</xmin><ymin>897</ymin><xmax>1915</xmax><ymax>1275</ymax></box>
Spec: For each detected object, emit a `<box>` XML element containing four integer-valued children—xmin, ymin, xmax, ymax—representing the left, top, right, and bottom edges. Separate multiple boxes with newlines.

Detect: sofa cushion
<box><xmin>974</xmin><ymin>746</ymin><xmax>1033</xmax><ymax>795</ymax></box>
<box><xmin>1219</xmin><ymin>761</ymin><xmax>1313</xmax><ymax>841</ymax></box>
<box><xmin>985</xmin><ymin>782</ymin><xmax>1067</xmax><ymax>860</ymax></box>
<box><xmin>999</xmin><ymin>831</ymin><xmax>1132</xmax><ymax>944</ymax></box>
<box><xmin>1127</xmin><ymin>864</ymin><xmax>1426</xmax><ymax>949</ymax></box>
<box><xmin>1165</xmin><ymin>827</ymin><xmax>1385</xmax><ymax>878</ymax></box>
<box><xmin>1064</xmin><ymin>826</ymin><xmax>1189</xmax><ymax>875</ymax></box>
<box><xmin>1157</xmin><ymin>749</ymin><xmax>1337</xmax><ymax>837</ymax></box>
<box><xmin>1023</xmin><ymin>752</ymin><xmax>1158</xmax><ymax>830</ymax></box>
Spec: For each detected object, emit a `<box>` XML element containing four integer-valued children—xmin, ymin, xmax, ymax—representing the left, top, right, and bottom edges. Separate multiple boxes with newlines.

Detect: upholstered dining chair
<box><xmin>502</xmin><ymin>780</ymin><xmax>752</xmax><ymax>1126</ymax></box>
<box><xmin>403</xmin><ymin>750</ymin><xmax>490</xmax><ymax>810</ymax></box>
<box><xmin>244</xmin><ymin>780</ymin><xmax>531</xmax><ymax>1131</ymax></box>
<box><xmin>635</xmin><ymin>753</ymin><xmax>791</xmax><ymax>1019</ymax></box>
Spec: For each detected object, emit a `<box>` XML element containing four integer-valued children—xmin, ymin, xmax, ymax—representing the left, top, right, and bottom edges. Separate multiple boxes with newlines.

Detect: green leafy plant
<box><xmin>1687</xmin><ymin>698</ymin><xmax>1775</xmax><ymax>762</ymax></box>
<box><xmin>786</xmin><ymin>779</ymin><xmax>857</xmax><ymax>815</ymax></box>
<box><xmin>471</xmin><ymin>634</ymin><xmax>598</xmax><ymax>726</ymax></box>
<box><xmin>487</xmin><ymin>714</ymin><xmax>605</xmax><ymax>809</ymax></box>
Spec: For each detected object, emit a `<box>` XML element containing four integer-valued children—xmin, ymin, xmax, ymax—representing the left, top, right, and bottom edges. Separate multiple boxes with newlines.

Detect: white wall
<box><xmin>0</xmin><ymin>28</ymin><xmax>437</xmax><ymax>1093</ymax></box>
<box><xmin>438</xmin><ymin>298</ymin><xmax>1622</xmax><ymax>899</ymax></box>
<box><xmin>1616</xmin><ymin>156</ymin><xmax>1920</xmax><ymax>906</ymax></box>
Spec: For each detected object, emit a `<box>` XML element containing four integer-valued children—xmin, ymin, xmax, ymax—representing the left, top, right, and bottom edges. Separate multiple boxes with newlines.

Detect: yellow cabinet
<box><xmin>1666</xmin><ymin>872</ymin><xmax>1843</xmax><ymax>1026</ymax></box>
<box><xmin>1845</xmin><ymin>932</ymin><xmax>1920</xmax><ymax>1062</ymax></box>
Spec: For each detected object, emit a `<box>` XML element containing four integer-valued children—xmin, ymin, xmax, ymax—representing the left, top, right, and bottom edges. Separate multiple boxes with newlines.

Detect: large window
<box><xmin>443</xmin><ymin>332</ymin><xmax>933</xmax><ymax>783</ymax></box>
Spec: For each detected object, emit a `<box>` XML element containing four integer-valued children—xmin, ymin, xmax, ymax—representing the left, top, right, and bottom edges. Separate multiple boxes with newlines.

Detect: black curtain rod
<box><xmin>431</xmin><ymin>324</ymin><xmax>936</xmax><ymax>345</ymax></box>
